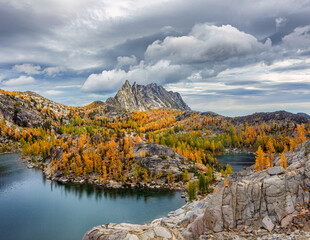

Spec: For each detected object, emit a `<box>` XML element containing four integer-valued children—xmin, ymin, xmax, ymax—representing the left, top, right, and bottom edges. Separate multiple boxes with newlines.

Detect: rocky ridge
<box><xmin>35</xmin><ymin>142</ymin><xmax>199</xmax><ymax>190</ymax></box>
<box><xmin>298</xmin><ymin>112</ymin><xmax>310</xmax><ymax>119</ymax></box>
<box><xmin>0</xmin><ymin>90</ymin><xmax>70</xmax><ymax>127</ymax></box>
<box><xmin>106</xmin><ymin>80</ymin><xmax>191</xmax><ymax>112</ymax></box>
<box><xmin>232</xmin><ymin>111</ymin><xmax>309</xmax><ymax>124</ymax></box>
<box><xmin>83</xmin><ymin>140</ymin><xmax>310</xmax><ymax>240</ymax></box>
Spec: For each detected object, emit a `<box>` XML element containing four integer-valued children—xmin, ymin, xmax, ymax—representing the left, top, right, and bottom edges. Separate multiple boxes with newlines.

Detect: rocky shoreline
<box><xmin>23</xmin><ymin>156</ymin><xmax>188</xmax><ymax>192</ymax></box>
<box><xmin>83</xmin><ymin>140</ymin><xmax>310</xmax><ymax>240</ymax></box>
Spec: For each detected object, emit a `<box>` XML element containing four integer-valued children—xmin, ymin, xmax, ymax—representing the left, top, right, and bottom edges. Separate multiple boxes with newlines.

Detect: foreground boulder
<box><xmin>83</xmin><ymin>140</ymin><xmax>310</xmax><ymax>240</ymax></box>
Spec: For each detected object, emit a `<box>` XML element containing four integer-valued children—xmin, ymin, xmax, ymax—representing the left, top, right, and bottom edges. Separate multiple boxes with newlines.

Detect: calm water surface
<box><xmin>0</xmin><ymin>154</ymin><xmax>185</xmax><ymax>240</ymax></box>
<box><xmin>215</xmin><ymin>153</ymin><xmax>255</xmax><ymax>172</ymax></box>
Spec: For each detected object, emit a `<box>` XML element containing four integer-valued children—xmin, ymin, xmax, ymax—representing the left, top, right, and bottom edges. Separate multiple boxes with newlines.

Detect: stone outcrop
<box><xmin>83</xmin><ymin>140</ymin><xmax>310</xmax><ymax>240</ymax></box>
<box><xmin>186</xmin><ymin>139</ymin><xmax>310</xmax><ymax>239</ymax></box>
<box><xmin>0</xmin><ymin>90</ymin><xmax>70</xmax><ymax>127</ymax></box>
<box><xmin>106</xmin><ymin>80</ymin><xmax>191</xmax><ymax>112</ymax></box>
<box><xmin>0</xmin><ymin>92</ymin><xmax>43</xmax><ymax>127</ymax></box>
<box><xmin>134</xmin><ymin>143</ymin><xmax>190</xmax><ymax>178</ymax></box>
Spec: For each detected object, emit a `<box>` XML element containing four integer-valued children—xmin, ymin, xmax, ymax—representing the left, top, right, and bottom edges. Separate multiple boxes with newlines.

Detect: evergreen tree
<box><xmin>187</xmin><ymin>181</ymin><xmax>196</xmax><ymax>202</ymax></box>
<box><xmin>198</xmin><ymin>173</ymin><xmax>206</xmax><ymax>194</ymax></box>
<box><xmin>205</xmin><ymin>176</ymin><xmax>209</xmax><ymax>193</ymax></box>
<box><xmin>182</xmin><ymin>169</ymin><xmax>189</xmax><ymax>182</ymax></box>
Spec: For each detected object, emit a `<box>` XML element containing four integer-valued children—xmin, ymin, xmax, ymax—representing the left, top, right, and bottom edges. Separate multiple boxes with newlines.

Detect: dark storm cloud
<box><xmin>97</xmin><ymin>30</ymin><xmax>182</xmax><ymax>69</ymax></box>
<box><xmin>0</xmin><ymin>0</ymin><xmax>309</xmax><ymax>114</ymax></box>
<box><xmin>0</xmin><ymin>4</ymin><xmax>60</xmax><ymax>41</ymax></box>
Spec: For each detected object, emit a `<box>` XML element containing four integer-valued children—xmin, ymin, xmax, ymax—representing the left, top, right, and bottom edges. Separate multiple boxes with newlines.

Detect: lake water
<box><xmin>215</xmin><ymin>153</ymin><xmax>255</xmax><ymax>172</ymax></box>
<box><xmin>0</xmin><ymin>154</ymin><xmax>185</xmax><ymax>240</ymax></box>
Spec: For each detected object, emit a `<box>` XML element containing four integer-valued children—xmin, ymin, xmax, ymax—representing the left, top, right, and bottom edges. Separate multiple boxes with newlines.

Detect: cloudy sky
<box><xmin>1</xmin><ymin>0</ymin><xmax>310</xmax><ymax>116</ymax></box>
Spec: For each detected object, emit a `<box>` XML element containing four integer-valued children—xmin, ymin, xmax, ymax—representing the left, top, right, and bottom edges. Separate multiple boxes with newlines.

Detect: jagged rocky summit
<box><xmin>83</xmin><ymin>140</ymin><xmax>310</xmax><ymax>240</ymax></box>
<box><xmin>106</xmin><ymin>80</ymin><xmax>191</xmax><ymax>112</ymax></box>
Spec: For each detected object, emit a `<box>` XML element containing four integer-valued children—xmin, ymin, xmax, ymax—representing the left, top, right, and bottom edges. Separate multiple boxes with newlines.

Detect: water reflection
<box><xmin>0</xmin><ymin>153</ymin><xmax>185</xmax><ymax>240</ymax></box>
<box><xmin>50</xmin><ymin>180</ymin><xmax>176</xmax><ymax>203</ymax></box>
<box><xmin>0</xmin><ymin>153</ymin><xmax>27</xmax><ymax>191</ymax></box>
<box><xmin>216</xmin><ymin>153</ymin><xmax>255</xmax><ymax>172</ymax></box>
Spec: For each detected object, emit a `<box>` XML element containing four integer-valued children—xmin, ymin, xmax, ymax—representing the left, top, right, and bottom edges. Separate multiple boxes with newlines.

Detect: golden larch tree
<box><xmin>280</xmin><ymin>152</ymin><xmax>287</xmax><ymax>169</ymax></box>
<box><xmin>266</xmin><ymin>138</ymin><xmax>275</xmax><ymax>168</ymax></box>
<box><xmin>295</xmin><ymin>124</ymin><xmax>306</xmax><ymax>145</ymax></box>
<box><xmin>134</xmin><ymin>134</ymin><xmax>140</xmax><ymax>145</ymax></box>
<box><xmin>255</xmin><ymin>146</ymin><xmax>265</xmax><ymax>172</ymax></box>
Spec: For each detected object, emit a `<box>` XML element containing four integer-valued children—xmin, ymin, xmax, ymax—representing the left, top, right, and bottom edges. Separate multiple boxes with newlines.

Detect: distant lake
<box><xmin>0</xmin><ymin>153</ymin><xmax>185</xmax><ymax>240</ymax></box>
<box><xmin>215</xmin><ymin>153</ymin><xmax>255</xmax><ymax>172</ymax></box>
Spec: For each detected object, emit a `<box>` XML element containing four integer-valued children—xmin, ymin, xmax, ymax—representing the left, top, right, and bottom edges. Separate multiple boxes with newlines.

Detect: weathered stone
<box><xmin>203</xmin><ymin>187</ymin><xmax>224</xmax><ymax>233</ymax></box>
<box><xmin>154</xmin><ymin>226</ymin><xmax>172</xmax><ymax>238</ymax></box>
<box><xmin>268</xmin><ymin>166</ymin><xmax>285</xmax><ymax>175</ymax></box>
<box><xmin>222</xmin><ymin>205</ymin><xmax>234</xmax><ymax>229</ymax></box>
<box><xmin>265</xmin><ymin>176</ymin><xmax>286</xmax><ymax>197</ymax></box>
<box><xmin>125</xmin><ymin>234</ymin><xmax>139</xmax><ymax>240</ymax></box>
<box><xmin>262</xmin><ymin>216</ymin><xmax>275</xmax><ymax>232</ymax></box>
<box><xmin>281</xmin><ymin>214</ymin><xmax>293</xmax><ymax>228</ymax></box>
<box><xmin>140</xmin><ymin>229</ymin><xmax>155</xmax><ymax>240</ymax></box>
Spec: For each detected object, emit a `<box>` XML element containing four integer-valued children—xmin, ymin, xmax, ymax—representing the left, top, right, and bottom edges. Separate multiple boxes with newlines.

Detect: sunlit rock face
<box><xmin>106</xmin><ymin>80</ymin><xmax>191</xmax><ymax>112</ymax></box>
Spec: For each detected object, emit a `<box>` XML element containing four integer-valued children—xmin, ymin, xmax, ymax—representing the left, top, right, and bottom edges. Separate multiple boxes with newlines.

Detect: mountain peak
<box><xmin>124</xmin><ymin>80</ymin><xmax>131</xmax><ymax>88</ymax></box>
<box><xmin>106</xmin><ymin>81</ymin><xmax>191</xmax><ymax>112</ymax></box>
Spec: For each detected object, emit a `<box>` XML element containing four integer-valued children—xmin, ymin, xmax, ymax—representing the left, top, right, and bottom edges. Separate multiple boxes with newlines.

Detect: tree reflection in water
<box><xmin>49</xmin><ymin>180</ymin><xmax>176</xmax><ymax>202</ymax></box>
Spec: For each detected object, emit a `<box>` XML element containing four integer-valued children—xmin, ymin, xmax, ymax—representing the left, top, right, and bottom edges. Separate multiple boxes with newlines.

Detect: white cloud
<box><xmin>44</xmin><ymin>90</ymin><xmax>64</xmax><ymax>96</ymax></box>
<box><xmin>82</xmin><ymin>23</ymin><xmax>275</xmax><ymax>94</ymax></box>
<box><xmin>0</xmin><ymin>75</ymin><xmax>5</xmax><ymax>82</ymax></box>
<box><xmin>54</xmin><ymin>84</ymin><xmax>82</xmax><ymax>89</ymax></box>
<box><xmin>2</xmin><ymin>76</ymin><xmax>36</xmax><ymax>86</ymax></box>
<box><xmin>116</xmin><ymin>55</ymin><xmax>137</xmax><ymax>68</ymax></box>
<box><xmin>145</xmin><ymin>24</ymin><xmax>271</xmax><ymax>64</ymax></box>
<box><xmin>215</xmin><ymin>58</ymin><xmax>310</xmax><ymax>84</ymax></box>
<box><xmin>282</xmin><ymin>25</ymin><xmax>310</xmax><ymax>50</ymax></box>
<box><xmin>43</xmin><ymin>66</ymin><xmax>65</xmax><ymax>76</ymax></box>
<box><xmin>12</xmin><ymin>64</ymin><xmax>41</xmax><ymax>75</ymax></box>
<box><xmin>12</xmin><ymin>64</ymin><xmax>65</xmax><ymax>76</ymax></box>
<box><xmin>275</xmin><ymin>17</ymin><xmax>287</xmax><ymax>28</ymax></box>
<box><xmin>166</xmin><ymin>57</ymin><xmax>310</xmax><ymax>116</ymax></box>
<box><xmin>82</xmin><ymin>60</ymin><xmax>185</xmax><ymax>93</ymax></box>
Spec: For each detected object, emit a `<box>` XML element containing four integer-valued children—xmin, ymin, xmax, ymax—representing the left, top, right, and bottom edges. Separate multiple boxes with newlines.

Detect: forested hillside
<box><xmin>0</xmin><ymin>87</ymin><xmax>309</xmax><ymax>189</ymax></box>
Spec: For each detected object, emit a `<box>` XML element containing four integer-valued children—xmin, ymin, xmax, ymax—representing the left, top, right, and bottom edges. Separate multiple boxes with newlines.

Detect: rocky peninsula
<box><xmin>83</xmin><ymin>140</ymin><xmax>310</xmax><ymax>240</ymax></box>
<box><xmin>25</xmin><ymin>142</ymin><xmax>201</xmax><ymax>191</ymax></box>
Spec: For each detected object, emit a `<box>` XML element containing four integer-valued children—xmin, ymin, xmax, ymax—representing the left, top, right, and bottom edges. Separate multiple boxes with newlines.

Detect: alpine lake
<box><xmin>0</xmin><ymin>153</ymin><xmax>255</xmax><ymax>240</ymax></box>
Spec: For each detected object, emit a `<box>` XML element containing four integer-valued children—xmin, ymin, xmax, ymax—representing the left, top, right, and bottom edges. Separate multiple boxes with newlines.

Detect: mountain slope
<box><xmin>298</xmin><ymin>112</ymin><xmax>310</xmax><ymax>119</ymax></box>
<box><xmin>0</xmin><ymin>89</ymin><xmax>69</xmax><ymax>127</ymax></box>
<box><xmin>106</xmin><ymin>80</ymin><xmax>191</xmax><ymax>111</ymax></box>
<box><xmin>232</xmin><ymin>111</ymin><xmax>309</xmax><ymax>124</ymax></box>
